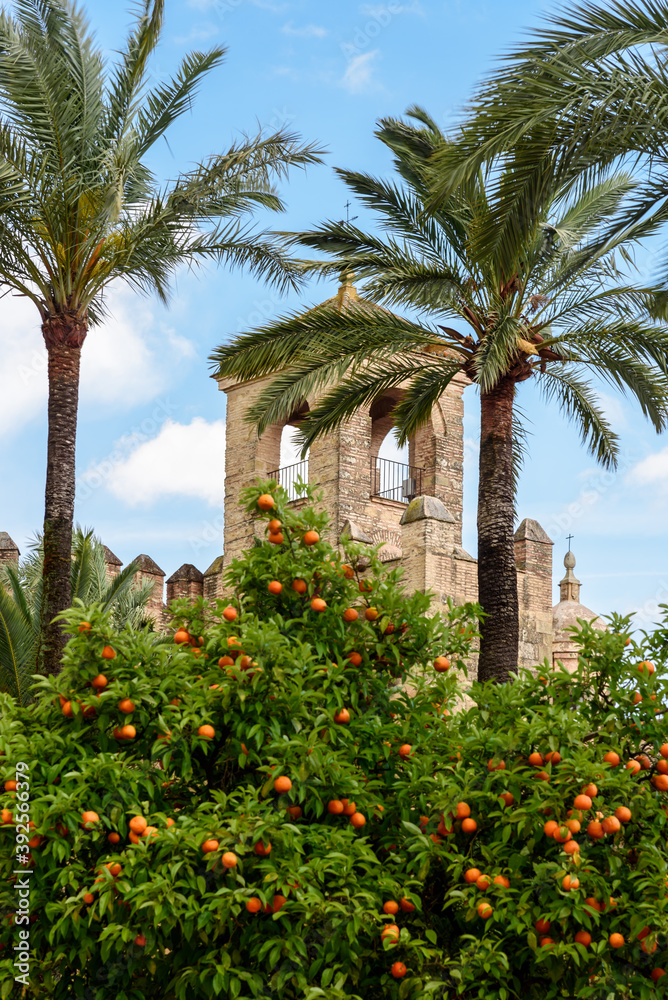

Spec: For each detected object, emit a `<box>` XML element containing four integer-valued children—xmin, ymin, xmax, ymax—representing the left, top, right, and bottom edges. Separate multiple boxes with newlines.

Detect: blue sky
<box><xmin>2</xmin><ymin>0</ymin><xmax>668</xmax><ymax>628</ymax></box>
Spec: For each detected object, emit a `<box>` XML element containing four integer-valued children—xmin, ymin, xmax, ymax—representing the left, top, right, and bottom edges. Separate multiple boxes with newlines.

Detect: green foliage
<box><xmin>0</xmin><ymin>529</ymin><xmax>151</xmax><ymax>704</ymax></box>
<box><xmin>2</xmin><ymin>488</ymin><xmax>668</xmax><ymax>998</ymax></box>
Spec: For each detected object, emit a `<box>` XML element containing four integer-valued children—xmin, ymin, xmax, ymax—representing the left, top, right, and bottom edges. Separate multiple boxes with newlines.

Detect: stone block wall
<box><xmin>0</xmin><ymin>532</ymin><xmax>19</xmax><ymax>569</ymax></box>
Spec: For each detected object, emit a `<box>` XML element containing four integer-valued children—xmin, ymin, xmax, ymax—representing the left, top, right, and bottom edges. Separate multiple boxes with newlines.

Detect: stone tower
<box><xmin>215</xmin><ymin>277</ymin><xmax>555</xmax><ymax>673</ymax></box>
<box><xmin>0</xmin><ymin>532</ymin><xmax>20</xmax><ymax>569</ymax></box>
<box><xmin>552</xmin><ymin>549</ymin><xmax>603</xmax><ymax>671</ymax></box>
<box><xmin>217</xmin><ymin>276</ymin><xmax>466</xmax><ymax>568</ymax></box>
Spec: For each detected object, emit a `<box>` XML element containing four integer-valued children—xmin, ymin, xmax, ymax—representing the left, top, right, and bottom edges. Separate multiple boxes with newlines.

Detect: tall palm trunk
<box><xmin>39</xmin><ymin>313</ymin><xmax>87</xmax><ymax>675</ymax></box>
<box><xmin>477</xmin><ymin>376</ymin><xmax>518</xmax><ymax>682</ymax></box>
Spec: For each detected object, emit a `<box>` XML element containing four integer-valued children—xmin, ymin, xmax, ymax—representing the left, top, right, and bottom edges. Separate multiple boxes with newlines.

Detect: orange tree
<box><xmin>1</xmin><ymin>485</ymin><xmax>668</xmax><ymax>999</ymax></box>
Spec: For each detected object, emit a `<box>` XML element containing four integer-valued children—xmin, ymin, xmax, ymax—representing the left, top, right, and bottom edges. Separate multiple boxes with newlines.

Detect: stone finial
<box><xmin>166</xmin><ymin>563</ymin><xmax>204</xmax><ymax>604</ymax></box>
<box><xmin>559</xmin><ymin>549</ymin><xmax>581</xmax><ymax>603</ymax></box>
<box><xmin>340</xmin><ymin>520</ymin><xmax>374</xmax><ymax>544</ymax></box>
<box><xmin>399</xmin><ymin>496</ymin><xmax>456</xmax><ymax>525</ymax></box>
<box><xmin>102</xmin><ymin>544</ymin><xmax>122</xmax><ymax>580</ymax></box>
<box><xmin>0</xmin><ymin>532</ymin><xmax>20</xmax><ymax>567</ymax></box>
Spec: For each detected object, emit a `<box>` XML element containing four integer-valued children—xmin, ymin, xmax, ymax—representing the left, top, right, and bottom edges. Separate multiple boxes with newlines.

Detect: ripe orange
<box><xmin>222</xmin><ymin>606</ymin><xmax>237</xmax><ymax>622</ymax></box>
<box><xmin>364</xmin><ymin>607</ymin><xmax>379</xmax><ymax>621</ymax></box>
<box><xmin>341</xmin><ymin>563</ymin><xmax>355</xmax><ymax>579</ymax></box>
<box><xmin>651</xmin><ymin>969</ymin><xmax>666</xmax><ymax>983</ymax></box>
<box><xmin>391</xmin><ymin>962</ymin><xmax>407</xmax><ymax>978</ymax></box>
<box><xmin>434</xmin><ymin>656</ymin><xmax>450</xmax><ymax>672</ymax></box>
<box><xmin>222</xmin><ymin>852</ymin><xmax>237</xmax><ymax>868</ymax></box>
<box><xmin>129</xmin><ymin>831</ymin><xmax>141</xmax><ymax>845</ymax></box>
<box><xmin>400</xmin><ymin>897</ymin><xmax>416</xmax><ymax>912</ymax></box>
<box><xmin>268</xmin><ymin>519</ymin><xmax>281</xmax><ymax>533</ymax></box>
<box><xmin>0</xmin><ymin>809</ymin><xmax>12</xmax><ymax>824</ymax></box>
<box><xmin>573</xmin><ymin>794</ymin><xmax>592</xmax><ymax>811</ymax></box>
<box><xmin>118</xmin><ymin>698</ymin><xmax>135</xmax><ymax>714</ymax></box>
<box><xmin>254</xmin><ymin>840</ymin><xmax>271</xmax><ymax>856</ymax></box>
<box><xmin>78</xmin><ymin>621</ymin><xmax>92</xmax><ymax>633</ymax></box>
<box><xmin>202</xmin><ymin>839</ymin><xmax>219</xmax><ymax>853</ymax></box>
<box><xmin>342</xmin><ymin>800</ymin><xmax>357</xmax><ymax>816</ymax></box>
<box><xmin>347</xmin><ymin>651</ymin><xmax>362</xmax><ymax>666</ymax></box>
<box><xmin>334</xmin><ymin>709</ymin><xmax>350</xmax><ymax>724</ymax></box>
<box><xmin>129</xmin><ymin>816</ymin><xmax>147</xmax><ymax>835</ymax></box>
<box><xmin>660</xmin><ymin>744</ymin><xmax>668</xmax><ymax>759</ymax></box>
<box><xmin>493</xmin><ymin>875</ymin><xmax>510</xmax><ymax>888</ymax></box>
<box><xmin>62</xmin><ymin>701</ymin><xmax>74</xmax><ymax>718</ymax></box>
<box><xmin>587</xmin><ymin>821</ymin><xmax>605</xmax><ymax>839</ymax></box>
<box><xmin>601</xmin><ymin>815</ymin><xmax>621</xmax><ymax>835</ymax></box>
<box><xmin>350</xmin><ymin>812</ymin><xmax>366</xmax><ymax>828</ymax></box>
<box><xmin>657</xmin><ymin>759</ymin><xmax>668</xmax><ymax>774</ymax></box>
<box><xmin>609</xmin><ymin>933</ymin><xmax>624</xmax><ymax>949</ymax></box>
<box><xmin>91</xmin><ymin>674</ymin><xmax>108</xmax><ymax>690</ymax></box>
<box><xmin>653</xmin><ymin>773</ymin><xmax>668</xmax><ymax>791</ymax></box>
<box><xmin>543</xmin><ymin>820</ymin><xmax>558</xmax><ymax>837</ymax></box>
<box><xmin>268</xmin><ymin>532</ymin><xmax>284</xmax><ymax>545</ymax></box>
<box><xmin>642</xmin><ymin>938</ymin><xmax>658</xmax><ymax>955</ymax></box>
<box><xmin>311</xmin><ymin>598</ymin><xmax>327</xmax><ymax>612</ymax></box>
<box><xmin>291</xmin><ymin>578</ymin><xmax>307</xmax><ymax>594</ymax></box>
<box><xmin>246</xmin><ymin>897</ymin><xmax>262</xmax><ymax>913</ymax></box>
<box><xmin>633</xmin><ymin>690</ymin><xmax>642</xmax><ymax>705</ymax></box>
<box><xmin>83</xmin><ymin>892</ymin><xmax>95</xmax><ymax>904</ymax></box>
<box><xmin>562</xmin><ymin>875</ymin><xmax>579</xmax><ymax>891</ymax></box>
<box><xmin>327</xmin><ymin>799</ymin><xmax>344</xmax><ymax>814</ymax></box>
<box><xmin>545</xmin><ymin>750</ymin><xmax>561</xmax><ymax>764</ymax></box>
<box><xmin>488</xmin><ymin>759</ymin><xmax>505</xmax><ymax>771</ymax></box>
<box><xmin>638</xmin><ymin>660</ymin><xmax>655</xmax><ymax>674</ymax></box>
<box><xmin>582</xmin><ymin>783</ymin><xmax>598</xmax><ymax>798</ymax></box>
<box><xmin>615</xmin><ymin>806</ymin><xmax>632</xmax><ymax>823</ymax></box>
<box><xmin>626</xmin><ymin>759</ymin><xmax>641</xmax><ymax>774</ymax></box>
<box><xmin>476</xmin><ymin>875</ymin><xmax>491</xmax><ymax>891</ymax></box>
<box><xmin>303</xmin><ymin>530</ymin><xmax>319</xmax><ymax>546</ymax></box>
<box><xmin>535</xmin><ymin>918</ymin><xmax>551</xmax><ymax>934</ymax></box>
<box><xmin>563</xmin><ymin>840</ymin><xmax>580</xmax><ymax>855</ymax></box>
<box><xmin>461</xmin><ymin>818</ymin><xmax>477</xmax><ymax>834</ymax></box>
<box><xmin>81</xmin><ymin>811</ymin><xmax>100</xmax><ymax>826</ymax></box>
<box><xmin>174</xmin><ymin>629</ymin><xmax>190</xmax><ymax>644</ymax></box>
<box><xmin>398</xmin><ymin>744</ymin><xmax>412</xmax><ymax>758</ymax></box>
<box><xmin>268</xmin><ymin>581</ymin><xmax>283</xmax><ymax>595</ymax></box>
<box><xmin>528</xmin><ymin>752</ymin><xmax>544</xmax><ymax>767</ymax></box>
<box><xmin>383</xmin><ymin>901</ymin><xmax>399</xmax><ymax>915</ymax></box>
<box><xmin>268</xmin><ymin>894</ymin><xmax>287</xmax><ymax>913</ymax></box>
<box><xmin>539</xmin><ymin>937</ymin><xmax>554</xmax><ymax>948</ymax></box>
<box><xmin>575</xmin><ymin>930</ymin><xmax>591</xmax><ymax>947</ymax></box>
<box><xmin>273</xmin><ymin>776</ymin><xmax>292</xmax><ymax>794</ymax></box>
<box><xmin>257</xmin><ymin>494</ymin><xmax>275</xmax><ymax>511</ymax></box>
<box><xmin>342</xmin><ymin>608</ymin><xmax>359</xmax><ymax>622</ymax></box>
<box><xmin>477</xmin><ymin>902</ymin><xmax>493</xmax><ymax>919</ymax></box>
<box><xmin>134</xmin><ymin>934</ymin><xmax>146</xmax><ymax>947</ymax></box>
<box><xmin>101</xmin><ymin>646</ymin><xmax>116</xmax><ymax>660</ymax></box>
<box><xmin>103</xmin><ymin>862</ymin><xmax>122</xmax><ymax>877</ymax></box>
<box><xmin>499</xmin><ymin>792</ymin><xmax>514</xmax><ymax>807</ymax></box>
<box><xmin>286</xmin><ymin>806</ymin><xmax>302</xmax><ymax>820</ymax></box>
<box><xmin>603</xmin><ymin>751</ymin><xmax>620</xmax><ymax>767</ymax></box>
<box><xmin>566</xmin><ymin>818</ymin><xmax>581</xmax><ymax>834</ymax></box>
<box><xmin>464</xmin><ymin>868</ymin><xmax>481</xmax><ymax>884</ymax></box>
<box><xmin>198</xmin><ymin>725</ymin><xmax>215</xmax><ymax>740</ymax></box>
<box><xmin>218</xmin><ymin>655</ymin><xmax>234</xmax><ymax>667</ymax></box>
<box><xmin>455</xmin><ymin>802</ymin><xmax>471</xmax><ymax>819</ymax></box>
<box><xmin>381</xmin><ymin>924</ymin><xmax>400</xmax><ymax>942</ymax></box>
<box><xmin>553</xmin><ymin>825</ymin><xmax>572</xmax><ymax>844</ymax></box>
<box><xmin>584</xmin><ymin>897</ymin><xmax>602</xmax><ymax>912</ymax></box>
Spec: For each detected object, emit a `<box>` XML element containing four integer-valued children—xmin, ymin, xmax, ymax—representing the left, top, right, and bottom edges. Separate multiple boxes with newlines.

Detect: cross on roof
<box><xmin>339</xmin><ymin>200</ymin><xmax>358</xmax><ymax>226</ymax></box>
<box><xmin>566</xmin><ymin>534</ymin><xmax>574</xmax><ymax>552</ymax></box>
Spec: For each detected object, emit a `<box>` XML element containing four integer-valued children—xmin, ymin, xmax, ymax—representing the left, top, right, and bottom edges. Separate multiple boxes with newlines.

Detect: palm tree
<box><xmin>427</xmin><ymin>2</ymin><xmax>668</xmax><ymax>283</ymax></box>
<box><xmin>0</xmin><ymin>0</ymin><xmax>323</xmax><ymax>674</ymax></box>
<box><xmin>211</xmin><ymin>108</ymin><xmax>668</xmax><ymax>683</ymax></box>
<box><xmin>0</xmin><ymin>528</ymin><xmax>152</xmax><ymax>704</ymax></box>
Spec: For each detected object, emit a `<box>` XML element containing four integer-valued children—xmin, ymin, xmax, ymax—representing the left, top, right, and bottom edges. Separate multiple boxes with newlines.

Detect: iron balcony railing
<box><xmin>371</xmin><ymin>457</ymin><xmax>423</xmax><ymax>503</ymax></box>
<box><xmin>267</xmin><ymin>459</ymin><xmax>309</xmax><ymax>501</ymax></box>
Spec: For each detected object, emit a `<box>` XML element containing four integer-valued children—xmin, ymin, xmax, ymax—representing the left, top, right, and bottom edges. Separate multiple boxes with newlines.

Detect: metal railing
<box><xmin>267</xmin><ymin>459</ymin><xmax>309</xmax><ymax>501</ymax></box>
<box><xmin>371</xmin><ymin>457</ymin><xmax>423</xmax><ymax>503</ymax></box>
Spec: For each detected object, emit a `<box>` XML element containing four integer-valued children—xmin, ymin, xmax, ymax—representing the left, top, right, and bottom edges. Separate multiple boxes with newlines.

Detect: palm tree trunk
<box><xmin>477</xmin><ymin>376</ymin><xmax>518</xmax><ymax>683</ymax></box>
<box><xmin>40</xmin><ymin>314</ymin><xmax>87</xmax><ymax>675</ymax></box>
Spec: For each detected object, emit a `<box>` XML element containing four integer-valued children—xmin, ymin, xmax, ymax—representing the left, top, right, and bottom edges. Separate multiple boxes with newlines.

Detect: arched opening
<box><xmin>269</xmin><ymin>402</ymin><xmax>309</xmax><ymax>501</ymax></box>
<box><xmin>370</xmin><ymin>394</ymin><xmax>422</xmax><ymax>502</ymax></box>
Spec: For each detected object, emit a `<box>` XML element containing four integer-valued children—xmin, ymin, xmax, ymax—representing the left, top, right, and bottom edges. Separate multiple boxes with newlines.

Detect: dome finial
<box><xmin>559</xmin><ymin>541</ymin><xmax>580</xmax><ymax>602</ymax></box>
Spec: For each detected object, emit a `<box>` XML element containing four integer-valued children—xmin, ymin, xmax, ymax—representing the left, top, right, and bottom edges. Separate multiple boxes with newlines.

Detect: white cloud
<box><xmin>174</xmin><ymin>22</ymin><xmax>219</xmax><ymax>44</ymax></box>
<box><xmin>341</xmin><ymin>50</ymin><xmax>379</xmax><ymax>94</ymax></box>
<box><xmin>0</xmin><ymin>283</ymin><xmax>196</xmax><ymax>438</ymax></box>
<box><xmin>630</xmin><ymin>447</ymin><xmax>668</xmax><ymax>485</ymax></box>
<box><xmin>282</xmin><ymin>21</ymin><xmax>327</xmax><ymax>37</ymax></box>
<box><xmin>97</xmin><ymin>418</ymin><xmax>226</xmax><ymax>507</ymax></box>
